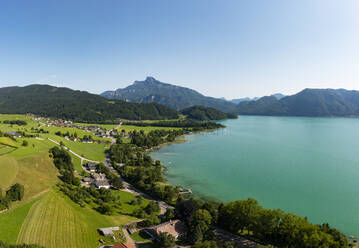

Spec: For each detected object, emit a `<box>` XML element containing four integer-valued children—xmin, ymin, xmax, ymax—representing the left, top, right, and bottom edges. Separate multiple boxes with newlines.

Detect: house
<box><xmin>111</xmin><ymin>243</ymin><xmax>136</xmax><ymax>248</ymax></box>
<box><xmin>85</xmin><ymin>162</ymin><xmax>97</xmax><ymax>172</ymax></box>
<box><xmin>81</xmin><ymin>177</ymin><xmax>93</xmax><ymax>187</ymax></box>
<box><xmin>145</xmin><ymin>220</ymin><xmax>187</xmax><ymax>240</ymax></box>
<box><xmin>93</xmin><ymin>173</ymin><xmax>111</xmax><ymax>189</ymax></box>
<box><xmin>6</xmin><ymin>132</ymin><xmax>21</xmax><ymax>138</ymax></box>
<box><xmin>98</xmin><ymin>226</ymin><xmax>119</xmax><ymax>236</ymax></box>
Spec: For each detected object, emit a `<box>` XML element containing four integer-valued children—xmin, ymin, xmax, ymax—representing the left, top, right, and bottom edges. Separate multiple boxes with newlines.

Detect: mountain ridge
<box><xmin>101</xmin><ymin>77</ymin><xmax>238</xmax><ymax>113</ymax></box>
<box><xmin>0</xmin><ymin>84</ymin><xmax>179</xmax><ymax>122</ymax></box>
<box><xmin>237</xmin><ymin>88</ymin><xmax>359</xmax><ymax>117</ymax></box>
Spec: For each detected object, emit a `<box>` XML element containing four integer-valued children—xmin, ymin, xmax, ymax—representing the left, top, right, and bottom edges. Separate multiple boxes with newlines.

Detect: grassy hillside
<box><xmin>17</xmin><ymin>191</ymin><xmax>120</xmax><ymax>248</ymax></box>
<box><xmin>0</xmin><ymin>156</ymin><xmax>19</xmax><ymax>189</ymax></box>
<box><xmin>0</xmin><ymin>84</ymin><xmax>179</xmax><ymax>122</ymax></box>
<box><xmin>0</xmin><ymin>198</ymin><xmax>40</xmax><ymax>244</ymax></box>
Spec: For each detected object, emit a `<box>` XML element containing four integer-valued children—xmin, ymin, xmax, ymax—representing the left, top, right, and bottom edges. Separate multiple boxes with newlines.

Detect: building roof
<box><xmin>147</xmin><ymin>220</ymin><xmax>187</xmax><ymax>239</ymax></box>
<box><xmin>98</xmin><ymin>227</ymin><xmax>119</xmax><ymax>236</ymax></box>
<box><xmin>112</xmin><ymin>243</ymin><xmax>136</xmax><ymax>248</ymax></box>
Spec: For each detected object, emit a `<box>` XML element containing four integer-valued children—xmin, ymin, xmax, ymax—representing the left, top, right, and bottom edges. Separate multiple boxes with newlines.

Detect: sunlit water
<box><xmin>151</xmin><ymin>116</ymin><xmax>359</xmax><ymax>236</ymax></box>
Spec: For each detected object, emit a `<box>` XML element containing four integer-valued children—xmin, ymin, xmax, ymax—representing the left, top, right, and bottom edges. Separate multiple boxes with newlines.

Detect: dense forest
<box><xmin>181</xmin><ymin>105</ymin><xmax>237</xmax><ymax>121</ymax></box>
<box><xmin>0</xmin><ymin>85</ymin><xmax>179</xmax><ymax>122</ymax></box>
<box><xmin>122</xmin><ymin>120</ymin><xmax>224</xmax><ymax>130</ymax></box>
<box><xmin>237</xmin><ymin>89</ymin><xmax>359</xmax><ymax>117</ymax></box>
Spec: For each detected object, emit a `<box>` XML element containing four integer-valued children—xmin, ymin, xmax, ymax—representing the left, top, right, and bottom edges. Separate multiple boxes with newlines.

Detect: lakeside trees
<box><xmin>218</xmin><ymin>199</ymin><xmax>348</xmax><ymax>248</ymax></box>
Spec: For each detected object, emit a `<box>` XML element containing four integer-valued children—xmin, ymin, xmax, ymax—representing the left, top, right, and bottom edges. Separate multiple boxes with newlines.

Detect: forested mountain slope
<box><xmin>0</xmin><ymin>85</ymin><xmax>179</xmax><ymax>122</ymax></box>
<box><xmin>237</xmin><ymin>89</ymin><xmax>359</xmax><ymax>117</ymax></box>
<box><xmin>101</xmin><ymin>77</ymin><xmax>237</xmax><ymax>113</ymax></box>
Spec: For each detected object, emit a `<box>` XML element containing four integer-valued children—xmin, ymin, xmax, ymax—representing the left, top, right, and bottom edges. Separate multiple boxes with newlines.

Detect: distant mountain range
<box><xmin>237</xmin><ymin>89</ymin><xmax>359</xmax><ymax>117</ymax></box>
<box><xmin>0</xmin><ymin>85</ymin><xmax>179</xmax><ymax>122</ymax></box>
<box><xmin>101</xmin><ymin>77</ymin><xmax>238</xmax><ymax>113</ymax></box>
<box><xmin>231</xmin><ymin>93</ymin><xmax>285</xmax><ymax>104</ymax></box>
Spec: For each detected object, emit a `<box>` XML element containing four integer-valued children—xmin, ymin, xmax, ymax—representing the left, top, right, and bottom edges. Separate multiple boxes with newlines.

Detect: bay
<box><xmin>151</xmin><ymin>116</ymin><xmax>359</xmax><ymax>236</ymax></box>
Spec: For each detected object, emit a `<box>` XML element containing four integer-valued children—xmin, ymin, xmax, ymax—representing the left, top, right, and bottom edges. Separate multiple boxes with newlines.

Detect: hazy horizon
<box><xmin>0</xmin><ymin>0</ymin><xmax>358</xmax><ymax>98</ymax></box>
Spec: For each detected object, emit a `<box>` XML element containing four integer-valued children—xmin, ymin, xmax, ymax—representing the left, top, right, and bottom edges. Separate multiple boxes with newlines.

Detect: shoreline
<box><xmin>146</xmin><ymin>122</ymin><xmax>359</xmax><ymax>239</ymax></box>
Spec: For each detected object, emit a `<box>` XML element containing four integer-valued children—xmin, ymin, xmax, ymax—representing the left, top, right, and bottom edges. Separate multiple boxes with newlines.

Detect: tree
<box><xmin>6</xmin><ymin>183</ymin><xmax>24</xmax><ymax>201</ymax></box>
<box><xmin>189</xmin><ymin>209</ymin><xmax>212</xmax><ymax>244</ymax></box>
<box><xmin>111</xmin><ymin>176</ymin><xmax>123</xmax><ymax>189</ymax></box>
<box><xmin>164</xmin><ymin>208</ymin><xmax>175</xmax><ymax>221</ymax></box>
<box><xmin>97</xmin><ymin>203</ymin><xmax>112</xmax><ymax>215</ymax></box>
<box><xmin>22</xmin><ymin>140</ymin><xmax>28</xmax><ymax>146</ymax></box>
<box><xmin>156</xmin><ymin>233</ymin><xmax>176</xmax><ymax>248</ymax></box>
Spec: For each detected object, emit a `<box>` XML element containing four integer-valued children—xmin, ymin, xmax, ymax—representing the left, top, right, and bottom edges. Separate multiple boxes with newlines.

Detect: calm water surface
<box><xmin>151</xmin><ymin>116</ymin><xmax>359</xmax><ymax>236</ymax></box>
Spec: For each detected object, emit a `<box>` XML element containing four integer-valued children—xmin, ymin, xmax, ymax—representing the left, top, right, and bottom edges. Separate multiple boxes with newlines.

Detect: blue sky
<box><xmin>0</xmin><ymin>0</ymin><xmax>358</xmax><ymax>99</ymax></box>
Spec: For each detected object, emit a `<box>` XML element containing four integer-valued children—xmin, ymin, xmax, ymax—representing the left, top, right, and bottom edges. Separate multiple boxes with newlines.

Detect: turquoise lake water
<box><xmin>151</xmin><ymin>116</ymin><xmax>359</xmax><ymax>236</ymax></box>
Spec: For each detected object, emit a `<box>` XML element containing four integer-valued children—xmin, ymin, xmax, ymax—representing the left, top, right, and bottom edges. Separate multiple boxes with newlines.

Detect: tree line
<box><xmin>1</xmin><ymin>120</ymin><xmax>27</xmax><ymax>126</ymax></box>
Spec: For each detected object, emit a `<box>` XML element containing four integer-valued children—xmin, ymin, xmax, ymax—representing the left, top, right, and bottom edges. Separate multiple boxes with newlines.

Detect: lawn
<box><xmin>0</xmin><ymin>155</ymin><xmax>19</xmax><ymax>190</ymax></box>
<box><xmin>70</xmin><ymin>153</ymin><xmax>83</xmax><ymax>173</ymax></box>
<box><xmin>112</xmin><ymin>191</ymin><xmax>149</xmax><ymax>215</ymax></box>
<box><xmin>17</xmin><ymin>190</ymin><xmax>137</xmax><ymax>248</ymax></box>
<box><xmin>130</xmin><ymin>230</ymin><xmax>152</xmax><ymax>243</ymax></box>
<box><xmin>0</xmin><ymin>197</ymin><xmax>40</xmax><ymax>244</ymax></box>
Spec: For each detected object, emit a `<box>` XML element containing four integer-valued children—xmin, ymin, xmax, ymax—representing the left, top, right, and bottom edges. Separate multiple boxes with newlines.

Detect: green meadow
<box><xmin>119</xmin><ymin>124</ymin><xmax>180</xmax><ymax>133</ymax></box>
<box><xmin>0</xmin><ymin>114</ymin><xmax>170</xmax><ymax>247</ymax></box>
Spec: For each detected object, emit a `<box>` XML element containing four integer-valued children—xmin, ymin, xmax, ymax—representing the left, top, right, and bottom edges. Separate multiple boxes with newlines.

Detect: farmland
<box><xmin>0</xmin><ymin>114</ymin><xmax>168</xmax><ymax>247</ymax></box>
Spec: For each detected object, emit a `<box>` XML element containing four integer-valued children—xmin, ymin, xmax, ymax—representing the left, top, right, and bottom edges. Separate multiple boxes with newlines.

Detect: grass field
<box><xmin>0</xmin><ymin>155</ymin><xmax>19</xmax><ymax>190</ymax></box>
<box><xmin>10</xmin><ymin>152</ymin><xmax>58</xmax><ymax>203</ymax></box>
<box><xmin>45</xmin><ymin>134</ymin><xmax>107</xmax><ymax>161</ymax></box>
<box><xmin>74</xmin><ymin>122</ymin><xmax>119</xmax><ymax>130</ymax></box>
<box><xmin>17</xmin><ymin>191</ymin><xmax>136</xmax><ymax>248</ymax></box>
<box><xmin>0</xmin><ymin>197</ymin><xmax>40</xmax><ymax>244</ymax></box>
<box><xmin>0</xmin><ymin>146</ymin><xmax>17</xmax><ymax>156</ymax></box>
<box><xmin>119</xmin><ymin>125</ymin><xmax>180</xmax><ymax>133</ymax></box>
<box><xmin>0</xmin><ymin>114</ymin><xmax>177</xmax><ymax>247</ymax></box>
<box><xmin>0</xmin><ymin>137</ymin><xmax>18</xmax><ymax>148</ymax></box>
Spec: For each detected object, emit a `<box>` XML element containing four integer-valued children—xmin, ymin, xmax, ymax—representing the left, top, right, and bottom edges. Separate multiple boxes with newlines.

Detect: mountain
<box><xmin>237</xmin><ymin>88</ymin><xmax>359</xmax><ymax>117</ymax></box>
<box><xmin>181</xmin><ymin>105</ymin><xmax>238</xmax><ymax>121</ymax></box>
<box><xmin>231</xmin><ymin>97</ymin><xmax>259</xmax><ymax>104</ymax></box>
<box><xmin>271</xmin><ymin>93</ymin><xmax>286</xmax><ymax>100</ymax></box>
<box><xmin>231</xmin><ymin>93</ymin><xmax>285</xmax><ymax>104</ymax></box>
<box><xmin>0</xmin><ymin>84</ymin><xmax>179</xmax><ymax>122</ymax></box>
<box><xmin>101</xmin><ymin>77</ymin><xmax>238</xmax><ymax>113</ymax></box>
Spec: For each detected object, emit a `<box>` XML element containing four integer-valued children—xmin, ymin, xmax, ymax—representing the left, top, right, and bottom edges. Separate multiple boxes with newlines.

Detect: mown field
<box><xmin>0</xmin><ymin>155</ymin><xmax>18</xmax><ymax>189</ymax></box>
<box><xmin>0</xmin><ymin>198</ymin><xmax>40</xmax><ymax>244</ymax></box>
<box><xmin>16</xmin><ymin>190</ymin><xmax>135</xmax><ymax>248</ymax></box>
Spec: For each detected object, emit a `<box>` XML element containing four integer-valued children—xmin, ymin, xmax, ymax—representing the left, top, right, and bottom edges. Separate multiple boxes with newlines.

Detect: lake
<box><xmin>151</xmin><ymin>116</ymin><xmax>359</xmax><ymax>236</ymax></box>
